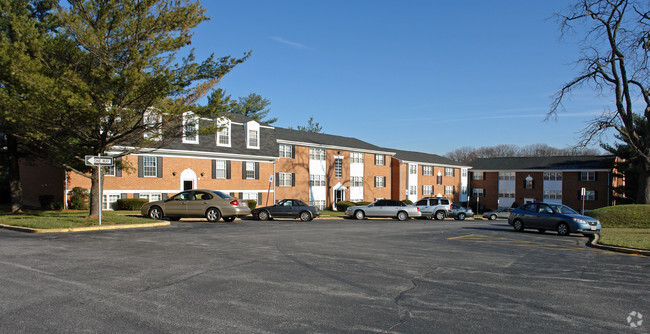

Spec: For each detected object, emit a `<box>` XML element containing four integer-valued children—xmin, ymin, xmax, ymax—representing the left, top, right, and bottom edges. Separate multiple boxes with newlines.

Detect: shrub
<box><xmin>69</xmin><ymin>187</ymin><xmax>88</xmax><ymax>210</ymax></box>
<box><xmin>39</xmin><ymin>195</ymin><xmax>55</xmax><ymax>210</ymax></box>
<box><xmin>355</xmin><ymin>201</ymin><xmax>371</xmax><ymax>206</ymax></box>
<box><xmin>246</xmin><ymin>200</ymin><xmax>257</xmax><ymax>210</ymax></box>
<box><xmin>335</xmin><ymin>201</ymin><xmax>356</xmax><ymax>212</ymax></box>
<box><xmin>116</xmin><ymin>198</ymin><xmax>148</xmax><ymax>210</ymax></box>
<box><xmin>402</xmin><ymin>199</ymin><xmax>413</xmax><ymax>205</ymax></box>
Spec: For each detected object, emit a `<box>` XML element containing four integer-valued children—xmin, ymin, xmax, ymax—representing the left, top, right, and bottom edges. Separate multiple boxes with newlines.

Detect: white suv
<box><xmin>414</xmin><ymin>197</ymin><xmax>452</xmax><ymax>220</ymax></box>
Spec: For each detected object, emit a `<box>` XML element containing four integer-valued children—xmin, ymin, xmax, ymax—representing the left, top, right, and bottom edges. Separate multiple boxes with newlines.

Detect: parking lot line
<box><xmin>448</xmin><ymin>234</ymin><xmax>599</xmax><ymax>252</ymax></box>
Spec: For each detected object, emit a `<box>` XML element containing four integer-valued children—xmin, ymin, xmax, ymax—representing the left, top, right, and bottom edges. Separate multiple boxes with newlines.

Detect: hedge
<box><xmin>335</xmin><ymin>201</ymin><xmax>357</xmax><ymax>212</ymax></box>
<box><xmin>246</xmin><ymin>200</ymin><xmax>257</xmax><ymax>210</ymax></box>
<box><xmin>116</xmin><ymin>198</ymin><xmax>148</xmax><ymax>210</ymax></box>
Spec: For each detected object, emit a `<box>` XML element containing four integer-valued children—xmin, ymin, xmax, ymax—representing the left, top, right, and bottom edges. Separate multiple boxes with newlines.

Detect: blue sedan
<box><xmin>508</xmin><ymin>202</ymin><xmax>601</xmax><ymax>236</ymax></box>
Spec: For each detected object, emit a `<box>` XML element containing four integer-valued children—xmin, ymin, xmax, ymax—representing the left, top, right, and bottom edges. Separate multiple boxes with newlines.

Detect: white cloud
<box><xmin>270</xmin><ymin>36</ymin><xmax>311</xmax><ymax>49</ymax></box>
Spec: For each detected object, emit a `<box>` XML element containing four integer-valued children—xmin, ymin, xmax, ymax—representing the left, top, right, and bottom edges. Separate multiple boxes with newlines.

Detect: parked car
<box><xmin>449</xmin><ymin>204</ymin><xmax>474</xmax><ymax>220</ymax></box>
<box><xmin>140</xmin><ymin>189</ymin><xmax>251</xmax><ymax>222</ymax></box>
<box><xmin>414</xmin><ymin>197</ymin><xmax>452</xmax><ymax>220</ymax></box>
<box><xmin>508</xmin><ymin>202</ymin><xmax>601</xmax><ymax>236</ymax></box>
<box><xmin>482</xmin><ymin>208</ymin><xmax>512</xmax><ymax>220</ymax></box>
<box><xmin>346</xmin><ymin>199</ymin><xmax>421</xmax><ymax>221</ymax></box>
<box><xmin>251</xmin><ymin>199</ymin><xmax>320</xmax><ymax>221</ymax></box>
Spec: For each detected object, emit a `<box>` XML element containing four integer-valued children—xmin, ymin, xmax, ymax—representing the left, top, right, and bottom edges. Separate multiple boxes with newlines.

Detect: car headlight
<box><xmin>572</xmin><ymin>218</ymin><xmax>587</xmax><ymax>224</ymax></box>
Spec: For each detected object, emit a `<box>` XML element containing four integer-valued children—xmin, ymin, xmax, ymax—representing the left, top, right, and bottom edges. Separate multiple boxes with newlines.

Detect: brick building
<box><xmin>468</xmin><ymin>156</ymin><xmax>617</xmax><ymax>212</ymax></box>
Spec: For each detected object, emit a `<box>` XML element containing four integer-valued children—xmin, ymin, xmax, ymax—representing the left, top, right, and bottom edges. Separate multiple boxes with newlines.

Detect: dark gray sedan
<box><xmin>345</xmin><ymin>199</ymin><xmax>422</xmax><ymax>221</ymax></box>
<box><xmin>508</xmin><ymin>202</ymin><xmax>601</xmax><ymax>236</ymax></box>
<box><xmin>251</xmin><ymin>199</ymin><xmax>320</xmax><ymax>221</ymax></box>
<box><xmin>449</xmin><ymin>204</ymin><xmax>474</xmax><ymax>220</ymax></box>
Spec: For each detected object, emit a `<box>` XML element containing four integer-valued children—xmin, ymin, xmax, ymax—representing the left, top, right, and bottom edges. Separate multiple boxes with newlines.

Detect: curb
<box><xmin>0</xmin><ymin>221</ymin><xmax>171</xmax><ymax>234</ymax></box>
<box><xmin>586</xmin><ymin>234</ymin><xmax>650</xmax><ymax>256</ymax></box>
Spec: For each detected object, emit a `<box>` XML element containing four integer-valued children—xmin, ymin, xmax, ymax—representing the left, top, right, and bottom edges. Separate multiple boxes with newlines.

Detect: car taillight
<box><xmin>230</xmin><ymin>200</ymin><xmax>239</xmax><ymax>206</ymax></box>
<box><xmin>416</xmin><ymin>207</ymin><xmax>420</xmax><ymax>211</ymax></box>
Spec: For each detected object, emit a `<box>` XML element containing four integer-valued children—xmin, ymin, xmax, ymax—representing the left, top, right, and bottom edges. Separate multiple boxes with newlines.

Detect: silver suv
<box><xmin>414</xmin><ymin>197</ymin><xmax>452</xmax><ymax>220</ymax></box>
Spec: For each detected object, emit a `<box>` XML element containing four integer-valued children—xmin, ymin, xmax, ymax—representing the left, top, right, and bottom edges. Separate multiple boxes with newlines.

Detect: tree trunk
<box><xmin>638</xmin><ymin>164</ymin><xmax>650</xmax><ymax>204</ymax></box>
<box><xmin>7</xmin><ymin>135</ymin><xmax>23</xmax><ymax>213</ymax></box>
<box><xmin>88</xmin><ymin>167</ymin><xmax>101</xmax><ymax>217</ymax></box>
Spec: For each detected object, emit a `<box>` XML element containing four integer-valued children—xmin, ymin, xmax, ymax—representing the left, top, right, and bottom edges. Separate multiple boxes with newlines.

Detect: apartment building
<box><xmin>468</xmin><ymin>156</ymin><xmax>617</xmax><ymax>212</ymax></box>
<box><xmin>389</xmin><ymin>149</ymin><xmax>470</xmax><ymax>204</ymax></box>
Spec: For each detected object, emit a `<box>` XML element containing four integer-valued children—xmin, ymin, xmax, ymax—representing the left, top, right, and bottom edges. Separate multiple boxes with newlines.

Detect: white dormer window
<box><xmin>143</xmin><ymin>108</ymin><xmax>162</xmax><ymax>141</ymax></box>
<box><xmin>216</xmin><ymin>117</ymin><xmax>231</xmax><ymax>147</ymax></box>
<box><xmin>246</xmin><ymin>121</ymin><xmax>260</xmax><ymax>149</ymax></box>
<box><xmin>182</xmin><ymin>111</ymin><xmax>199</xmax><ymax>144</ymax></box>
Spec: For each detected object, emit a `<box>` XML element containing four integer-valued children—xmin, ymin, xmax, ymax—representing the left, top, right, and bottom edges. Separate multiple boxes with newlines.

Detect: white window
<box><xmin>472</xmin><ymin>188</ymin><xmax>484</xmax><ymax>197</ymax></box>
<box><xmin>422</xmin><ymin>166</ymin><xmax>433</xmax><ymax>175</ymax></box>
<box><xmin>246</xmin><ymin>121</ymin><xmax>260</xmax><ymax>149</ymax></box>
<box><xmin>216</xmin><ymin>118</ymin><xmax>231</xmax><ymax>147</ymax></box>
<box><xmin>543</xmin><ymin>172</ymin><xmax>562</xmax><ymax>181</ymax></box>
<box><xmin>581</xmin><ymin>190</ymin><xmax>595</xmax><ymax>201</ymax></box>
<box><xmin>409</xmin><ymin>164</ymin><xmax>417</xmax><ymax>174</ymax></box>
<box><xmin>461</xmin><ymin>169</ymin><xmax>467</xmax><ymax>177</ymax></box>
<box><xmin>472</xmin><ymin>172</ymin><xmax>484</xmax><ymax>180</ymax></box>
<box><xmin>461</xmin><ymin>186</ymin><xmax>467</xmax><ymax>195</ymax></box>
<box><xmin>242</xmin><ymin>192</ymin><xmax>258</xmax><ymax>200</ymax></box>
<box><xmin>543</xmin><ymin>190</ymin><xmax>562</xmax><ymax>200</ymax></box>
<box><xmin>409</xmin><ymin>185</ymin><xmax>417</xmax><ymax>195</ymax></box>
<box><xmin>444</xmin><ymin>185</ymin><xmax>454</xmax><ymax>195</ymax></box>
<box><xmin>245</xmin><ymin>162</ymin><xmax>255</xmax><ymax>179</ymax></box>
<box><xmin>335</xmin><ymin>157</ymin><xmax>343</xmax><ymax>178</ymax></box>
<box><xmin>580</xmin><ymin>172</ymin><xmax>596</xmax><ymax>181</ymax></box>
<box><xmin>375</xmin><ymin>176</ymin><xmax>386</xmax><ymax>188</ymax></box>
<box><xmin>445</xmin><ymin>168</ymin><xmax>454</xmax><ymax>177</ymax></box>
<box><xmin>215</xmin><ymin>160</ymin><xmax>226</xmax><ymax>179</ymax></box>
<box><xmin>422</xmin><ymin>185</ymin><xmax>433</xmax><ymax>195</ymax></box>
<box><xmin>309</xmin><ymin>148</ymin><xmax>326</xmax><ymax>160</ymax></box>
<box><xmin>143</xmin><ymin>156</ymin><xmax>157</xmax><ymax>177</ymax></box>
<box><xmin>182</xmin><ymin>111</ymin><xmax>199</xmax><ymax>144</ymax></box>
<box><xmin>351</xmin><ymin>152</ymin><xmax>364</xmax><ymax>164</ymax></box>
<box><xmin>102</xmin><ymin>194</ymin><xmax>120</xmax><ymax>210</ymax></box>
<box><xmin>309</xmin><ymin>174</ymin><xmax>326</xmax><ymax>187</ymax></box>
<box><xmin>311</xmin><ymin>200</ymin><xmax>326</xmax><ymax>210</ymax></box>
<box><xmin>350</xmin><ymin>198</ymin><xmax>364</xmax><ymax>203</ymax></box>
<box><xmin>375</xmin><ymin>154</ymin><xmax>385</xmax><ymax>165</ymax></box>
<box><xmin>279</xmin><ymin>144</ymin><xmax>293</xmax><ymax>158</ymax></box>
<box><xmin>351</xmin><ymin>176</ymin><xmax>363</xmax><ymax>187</ymax></box>
<box><xmin>140</xmin><ymin>193</ymin><xmax>162</xmax><ymax>202</ymax></box>
<box><xmin>498</xmin><ymin>172</ymin><xmax>516</xmax><ymax>180</ymax></box>
<box><xmin>499</xmin><ymin>190</ymin><xmax>516</xmax><ymax>198</ymax></box>
<box><xmin>104</xmin><ymin>165</ymin><xmax>116</xmax><ymax>176</ymax></box>
<box><xmin>278</xmin><ymin>172</ymin><xmax>292</xmax><ymax>187</ymax></box>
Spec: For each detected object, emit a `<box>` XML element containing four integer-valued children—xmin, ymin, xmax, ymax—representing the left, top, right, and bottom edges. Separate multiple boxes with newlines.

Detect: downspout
<box><xmin>64</xmin><ymin>170</ymin><xmax>68</xmax><ymax>210</ymax></box>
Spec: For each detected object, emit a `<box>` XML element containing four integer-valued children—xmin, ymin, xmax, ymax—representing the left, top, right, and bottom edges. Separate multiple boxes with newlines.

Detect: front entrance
<box><xmin>332</xmin><ymin>182</ymin><xmax>347</xmax><ymax>211</ymax></box>
<box><xmin>184</xmin><ymin>180</ymin><xmax>193</xmax><ymax>190</ymax></box>
<box><xmin>180</xmin><ymin>169</ymin><xmax>197</xmax><ymax>191</ymax></box>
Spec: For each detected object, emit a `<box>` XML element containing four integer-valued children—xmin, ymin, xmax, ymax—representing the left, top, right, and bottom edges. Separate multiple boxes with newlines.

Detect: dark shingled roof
<box><xmin>275</xmin><ymin>128</ymin><xmax>395</xmax><ymax>154</ymax></box>
<box><xmin>389</xmin><ymin>149</ymin><xmax>470</xmax><ymax>167</ymax></box>
<box><xmin>469</xmin><ymin>155</ymin><xmax>615</xmax><ymax>170</ymax></box>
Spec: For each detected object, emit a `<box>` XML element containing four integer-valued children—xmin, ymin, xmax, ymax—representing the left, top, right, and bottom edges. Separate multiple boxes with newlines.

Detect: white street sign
<box><xmin>85</xmin><ymin>155</ymin><xmax>114</xmax><ymax>166</ymax></box>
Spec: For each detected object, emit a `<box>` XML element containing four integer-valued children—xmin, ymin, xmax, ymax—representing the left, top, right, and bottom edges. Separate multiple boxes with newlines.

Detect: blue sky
<box><xmin>190</xmin><ymin>0</ymin><xmax>613</xmax><ymax>155</ymax></box>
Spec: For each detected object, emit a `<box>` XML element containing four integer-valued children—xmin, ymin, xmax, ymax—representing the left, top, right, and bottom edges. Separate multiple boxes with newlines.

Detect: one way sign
<box><xmin>85</xmin><ymin>155</ymin><xmax>114</xmax><ymax>166</ymax></box>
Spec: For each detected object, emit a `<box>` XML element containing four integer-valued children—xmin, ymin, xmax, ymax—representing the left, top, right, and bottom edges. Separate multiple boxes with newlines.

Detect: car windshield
<box><xmin>211</xmin><ymin>191</ymin><xmax>233</xmax><ymax>199</ymax></box>
<box><xmin>549</xmin><ymin>204</ymin><xmax>578</xmax><ymax>215</ymax></box>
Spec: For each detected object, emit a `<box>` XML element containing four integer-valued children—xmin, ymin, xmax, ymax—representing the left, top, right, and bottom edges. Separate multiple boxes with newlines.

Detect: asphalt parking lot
<box><xmin>0</xmin><ymin>218</ymin><xmax>648</xmax><ymax>333</ymax></box>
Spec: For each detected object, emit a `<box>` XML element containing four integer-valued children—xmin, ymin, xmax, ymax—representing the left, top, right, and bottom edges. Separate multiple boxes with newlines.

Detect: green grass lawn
<box><xmin>0</xmin><ymin>209</ymin><xmax>157</xmax><ymax>229</ymax></box>
<box><xmin>320</xmin><ymin>209</ymin><xmax>345</xmax><ymax>216</ymax></box>
<box><xmin>598</xmin><ymin>228</ymin><xmax>650</xmax><ymax>250</ymax></box>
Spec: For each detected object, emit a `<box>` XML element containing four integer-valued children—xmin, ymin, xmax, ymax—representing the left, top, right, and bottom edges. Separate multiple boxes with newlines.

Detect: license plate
<box><xmin>591</xmin><ymin>226</ymin><xmax>597</xmax><ymax>230</ymax></box>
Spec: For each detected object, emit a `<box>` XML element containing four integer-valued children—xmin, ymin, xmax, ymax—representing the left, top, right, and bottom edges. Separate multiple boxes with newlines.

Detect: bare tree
<box><xmin>445</xmin><ymin>144</ymin><xmax>601</xmax><ymax>164</ymax></box>
<box><xmin>551</xmin><ymin>0</ymin><xmax>649</xmax><ymax>203</ymax></box>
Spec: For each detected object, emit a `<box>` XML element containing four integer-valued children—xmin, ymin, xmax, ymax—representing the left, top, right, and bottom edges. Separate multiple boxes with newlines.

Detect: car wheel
<box><xmin>538</xmin><ymin>229</ymin><xmax>545</xmax><ymax>233</ymax></box>
<box><xmin>490</xmin><ymin>214</ymin><xmax>497</xmax><ymax>220</ymax></box>
<box><xmin>355</xmin><ymin>210</ymin><xmax>365</xmax><ymax>220</ymax></box>
<box><xmin>434</xmin><ymin>211</ymin><xmax>445</xmax><ymax>221</ymax></box>
<box><xmin>205</xmin><ymin>208</ymin><xmax>221</xmax><ymax>222</ymax></box>
<box><xmin>557</xmin><ymin>222</ymin><xmax>570</xmax><ymax>236</ymax></box>
<box><xmin>148</xmin><ymin>206</ymin><xmax>163</xmax><ymax>220</ymax></box>
<box><xmin>258</xmin><ymin>210</ymin><xmax>270</xmax><ymax>221</ymax></box>
<box><xmin>299</xmin><ymin>211</ymin><xmax>312</xmax><ymax>222</ymax></box>
<box><xmin>457</xmin><ymin>213</ymin><xmax>466</xmax><ymax>221</ymax></box>
<box><xmin>223</xmin><ymin>216</ymin><xmax>236</xmax><ymax>222</ymax></box>
<box><xmin>513</xmin><ymin>219</ymin><xmax>524</xmax><ymax>232</ymax></box>
<box><xmin>397</xmin><ymin>211</ymin><xmax>408</xmax><ymax>221</ymax></box>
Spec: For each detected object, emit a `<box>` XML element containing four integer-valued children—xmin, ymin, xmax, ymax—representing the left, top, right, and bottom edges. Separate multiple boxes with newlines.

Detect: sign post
<box><xmin>85</xmin><ymin>155</ymin><xmax>114</xmax><ymax>225</ymax></box>
<box><xmin>581</xmin><ymin>187</ymin><xmax>586</xmax><ymax>214</ymax></box>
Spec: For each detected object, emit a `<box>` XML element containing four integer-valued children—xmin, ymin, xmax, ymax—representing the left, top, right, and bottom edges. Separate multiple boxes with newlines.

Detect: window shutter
<box><xmin>375</xmin><ymin>177</ymin><xmax>378</xmax><ymax>187</ymax></box>
<box><xmin>138</xmin><ymin>156</ymin><xmax>144</xmax><ymax>178</ymax></box>
<box><xmin>255</xmin><ymin>162</ymin><xmax>259</xmax><ymax>179</ymax></box>
<box><xmin>275</xmin><ymin>173</ymin><xmax>279</xmax><ymax>186</ymax></box>
<box><xmin>211</xmin><ymin>160</ymin><xmax>216</xmax><ymax>179</ymax></box>
<box><xmin>483</xmin><ymin>172</ymin><xmax>486</xmax><ymax>180</ymax></box>
<box><xmin>229</xmin><ymin>192</ymin><xmax>235</xmax><ymax>197</ymax></box>
<box><xmin>116</xmin><ymin>158</ymin><xmax>122</xmax><ymax>177</ymax></box>
<box><xmin>134</xmin><ymin>194</ymin><xmax>139</xmax><ymax>199</ymax></box>
<box><xmin>594</xmin><ymin>191</ymin><xmax>598</xmax><ymax>201</ymax></box>
<box><xmin>594</xmin><ymin>172</ymin><xmax>598</xmax><ymax>181</ymax></box>
<box><xmin>291</xmin><ymin>173</ymin><xmax>295</xmax><ymax>187</ymax></box>
<box><xmin>156</xmin><ymin>157</ymin><xmax>163</xmax><ymax>178</ymax></box>
<box><xmin>226</xmin><ymin>160</ymin><xmax>231</xmax><ymax>179</ymax></box>
<box><xmin>258</xmin><ymin>192</ymin><xmax>263</xmax><ymax>206</ymax></box>
<box><xmin>453</xmin><ymin>169</ymin><xmax>455</xmax><ymax>177</ymax></box>
<box><xmin>531</xmin><ymin>180</ymin><xmax>535</xmax><ymax>189</ymax></box>
<box><xmin>162</xmin><ymin>193</ymin><xmax>168</xmax><ymax>200</ymax></box>
<box><xmin>291</xmin><ymin>146</ymin><xmax>295</xmax><ymax>159</ymax></box>
<box><xmin>578</xmin><ymin>173</ymin><xmax>582</xmax><ymax>181</ymax></box>
<box><xmin>239</xmin><ymin>192</ymin><xmax>243</xmax><ymax>199</ymax></box>
<box><xmin>121</xmin><ymin>193</ymin><xmax>127</xmax><ymax>199</ymax></box>
<box><xmin>242</xmin><ymin>162</ymin><xmax>246</xmax><ymax>179</ymax></box>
